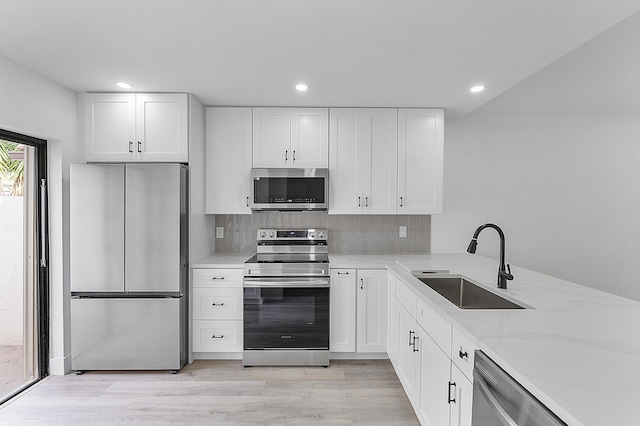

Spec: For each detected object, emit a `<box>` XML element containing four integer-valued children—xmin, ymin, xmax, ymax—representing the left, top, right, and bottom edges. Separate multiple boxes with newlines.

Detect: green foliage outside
<box><xmin>0</xmin><ymin>140</ymin><xmax>24</xmax><ymax>196</ymax></box>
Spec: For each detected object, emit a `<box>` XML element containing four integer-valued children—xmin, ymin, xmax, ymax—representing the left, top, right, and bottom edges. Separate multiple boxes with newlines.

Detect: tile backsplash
<box><xmin>212</xmin><ymin>212</ymin><xmax>430</xmax><ymax>254</ymax></box>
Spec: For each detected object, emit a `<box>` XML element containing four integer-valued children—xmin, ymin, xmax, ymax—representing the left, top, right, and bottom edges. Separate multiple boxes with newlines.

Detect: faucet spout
<box><xmin>466</xmin><ymin>223</ymin><xmax>514</xmax><ymax>289</ymax></box>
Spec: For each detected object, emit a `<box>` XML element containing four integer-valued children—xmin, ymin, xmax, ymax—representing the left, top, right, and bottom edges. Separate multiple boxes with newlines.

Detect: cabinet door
<box><xmin>291</xmin><ymin>108</ymin><xmax>328</xmax><ymax>168</ymax></box>
<box><xmin>364</xmin><ymin>109</ymin><xmax>397</xmax><ymax>214</ymax></box>
<box><xmin>82</xmin><ymin>93</ymin><xmax>136</xmax><ymax>162</ymax></box>
<box><xmin>397</xmin><ymin>109</ymin><xmax>444</xmax><ymax>214</ymax></box>
<box><xmin>253</xmin><ymin>108</ymin><xmax>291</xmax><ymax>167</ymax></box>
<box><xmin>356</xmin><ymin>270</ymin><xmax>388</xmax><ymax>352</ymax></box>
<box><xmin>329</xmin><ymin>108</ymin><xmax>364</xmax><ymax>214</ymax></box>
<box><xmin>387</xmin><ymin>273</ymin><xmax>399</xmax><ymax>366</ymax></box>
<box><xmin>419</xmin><ymin>327</ymin><xmax>452</xmax><ymax>426</ymax></box>
<box><xmin>205</xmin><ymin>108</ymin><xmax>252</xmax><ymax>214</ymax></box>
<box><xmin>330</xmin><ymin>269</ymin><xmax>357</xmax><ymax>352</ymax></box>
<box><xmin>136</xmin><ymin>94</ymin><xmax>189</xmax><ymax>162</ymax></box>
<box><xmin>449</xmin><ymin>364</ymin><xmax>473</xmax><ymax>426</ymax></box>
<box><xmin>396</xmin><ymin>303</ymin><xmax>420</xmax><ymax>404</ymax></box>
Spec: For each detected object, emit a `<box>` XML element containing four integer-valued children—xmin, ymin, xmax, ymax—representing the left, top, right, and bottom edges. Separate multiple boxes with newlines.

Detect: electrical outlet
<box><xmin>216</xmin><ymin>227</ymin><xmax>224</xmax><ymax>239</ymax></box>
<box><xmin>399</xmin><ymin>226</ymin><xmax>407</xmax><ymax>238</ymax></box>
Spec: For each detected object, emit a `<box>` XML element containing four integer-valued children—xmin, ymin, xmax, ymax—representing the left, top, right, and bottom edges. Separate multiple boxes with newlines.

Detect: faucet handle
<box><xmin>505</xmin><ymin>264</ymin><xmax>514</xmax><ymax>280</ymax></box>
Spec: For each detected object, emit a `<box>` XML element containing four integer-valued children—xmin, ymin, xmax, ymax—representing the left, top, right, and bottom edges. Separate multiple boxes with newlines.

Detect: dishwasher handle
<box><xmin>475</xmin><ymin>370</ymin><xmax>518</xmax><ymax>426</ymax></box>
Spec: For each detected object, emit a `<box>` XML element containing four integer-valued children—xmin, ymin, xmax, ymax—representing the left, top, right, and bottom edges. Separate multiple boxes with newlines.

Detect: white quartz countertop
<box><xmin>193</xmin><ymin>253</ymin><xmax>640</xmax><ymax>425</ymax></box>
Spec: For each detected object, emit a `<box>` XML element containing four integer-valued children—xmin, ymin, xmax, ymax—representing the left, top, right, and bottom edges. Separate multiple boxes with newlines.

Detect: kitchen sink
<box><xmin>416</xmin><ymin>276</ymin><xmax>525</xmax><ymax>310</ymax></box>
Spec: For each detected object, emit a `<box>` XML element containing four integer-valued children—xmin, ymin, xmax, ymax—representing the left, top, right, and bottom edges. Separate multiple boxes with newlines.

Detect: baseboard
<box><xmin>49</xmin><ymin>354</ymin><xmax>71</xmax><ymax>375</ymax></box>
<box><xmin>330</xmin><ymin>352</ymin><xmax>389</xmax><ymax>360</ymax></box>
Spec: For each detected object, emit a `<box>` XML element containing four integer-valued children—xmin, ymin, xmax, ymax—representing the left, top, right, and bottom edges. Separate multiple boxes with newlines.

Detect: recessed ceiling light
<box><xmin>116</xmin><ymin>81</ymin><xmax>132</xmax><ymax>89</ymax></box>
<box><xmin>470</xmin><ymin>85</ymin><xmax>485</xmax><ymax>93</ymax></box>
<box><xmin>295</xmin><ymin>83</ymin><xmax>308</xmax><ymax>92</ymax></box>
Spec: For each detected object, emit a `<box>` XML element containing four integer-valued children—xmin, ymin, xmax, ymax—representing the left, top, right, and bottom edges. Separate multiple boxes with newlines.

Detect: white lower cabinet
<box><xmin>396</xmin><ymin>303</ymin><xmax>421</xmax><ymax>405</ymax></box>
<box><xmin>191</xmin><ymin>268</ymin><xmax>243</xmax><ymax>354</ymax></box>
<box><xmin>330</xmin><ymin>269</ymin><xmax>388</xmax><ymax>353</ymax></box>
<box><xmin>418</xmin><ymin>325</ymin><xmax>453</xmax><ymax>426</ymax></box>
<box><xmin>391</xmin><ymin>275</ymin><xmax>475</xmax><ymax>426</ymax></box>
<box><xmin>449</xmin><ymin>363</ymin><xmax>473</xmax><ymax>426</ymax></box>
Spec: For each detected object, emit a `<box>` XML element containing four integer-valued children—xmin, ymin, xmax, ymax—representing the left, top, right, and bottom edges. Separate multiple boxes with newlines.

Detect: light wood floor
<box><xmin>0</xmin><ymin>359</ymin><xmax>419</xmax><ymax>425</ymax></box>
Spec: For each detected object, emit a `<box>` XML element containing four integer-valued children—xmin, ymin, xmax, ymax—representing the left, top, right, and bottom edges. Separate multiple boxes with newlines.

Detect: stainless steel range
<box><xmin>243</xmin><ymin>229</ymin><xmax>330</xmax><ymax>367</ymax></box>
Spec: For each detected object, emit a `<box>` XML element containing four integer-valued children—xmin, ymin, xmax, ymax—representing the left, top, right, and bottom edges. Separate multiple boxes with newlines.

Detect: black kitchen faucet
<box><xmin>467</xmin><ymin>223</ymin><xmax>514</xmax><ymax>289</ymax></box>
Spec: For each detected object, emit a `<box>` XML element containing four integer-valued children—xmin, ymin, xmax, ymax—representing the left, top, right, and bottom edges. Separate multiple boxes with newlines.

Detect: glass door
<box><xmin>0</xmin><ymin>129</ymin><xmax>48</xmax><ymax>403</ymax></box>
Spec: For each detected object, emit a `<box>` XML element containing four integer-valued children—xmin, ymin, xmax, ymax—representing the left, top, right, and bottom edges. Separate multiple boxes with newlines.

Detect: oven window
<box><xmin>253</xmin><ymin>177</ymin><xmax>325</xmax><ymax>204</ymax></box>
<box><xmin>243</xmin><ymin>287</ymin><xmax>329</xmax><ymax>350</ymax></box>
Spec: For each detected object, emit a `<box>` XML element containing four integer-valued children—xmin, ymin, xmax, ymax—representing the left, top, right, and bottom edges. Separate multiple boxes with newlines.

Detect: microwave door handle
<box><xmin>474</xmin><ymin>371</ymin><xmax>518</xmax><ymax>426</ymax></box>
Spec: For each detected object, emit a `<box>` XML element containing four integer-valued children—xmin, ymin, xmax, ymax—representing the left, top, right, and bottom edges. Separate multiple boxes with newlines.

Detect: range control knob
<box><xmin>308</xmin><ymin>231</ymin><xmax>316</xmax><ymax>238</ymax></box>
<box><xmin>268</xmin><ymin>231</ymin><xmax>275</xmax><ymax>238</ymax></box>
<box><xmin>318</xmin><ymin>231</ymin><xmax>325</xmax><ymax>239</ymax></box>
<box><xmin>259</xmin><ymin>231</ymin><xmax>266</xmax><ymax>238</ymax></box>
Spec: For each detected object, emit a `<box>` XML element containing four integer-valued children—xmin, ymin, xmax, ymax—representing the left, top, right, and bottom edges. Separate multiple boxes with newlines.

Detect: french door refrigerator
<box><xmin>70</xmin><ymin>163</ymin><xmax>188</xmax><ymax>371</ymax></box>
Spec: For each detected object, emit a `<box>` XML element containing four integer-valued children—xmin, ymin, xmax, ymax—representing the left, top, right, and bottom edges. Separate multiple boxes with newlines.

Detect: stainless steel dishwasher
<box><xmin>472</xmin><ymin>350</ymin><xmax>567</xmax><ymax>425</ymax></box>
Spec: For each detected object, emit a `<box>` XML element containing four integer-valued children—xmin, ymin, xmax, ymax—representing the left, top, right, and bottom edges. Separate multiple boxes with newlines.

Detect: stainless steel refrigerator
<box><xmin>70</xmin><ymin>163</ymin><xmax>188</xmax><ymax>371</ymax></box>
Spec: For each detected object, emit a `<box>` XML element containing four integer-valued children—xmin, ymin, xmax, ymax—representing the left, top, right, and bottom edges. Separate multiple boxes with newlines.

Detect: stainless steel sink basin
<box><xmin>417</xmin><ymin>276</ymin><xmax>525</xmax><ymax>310</ymax></box>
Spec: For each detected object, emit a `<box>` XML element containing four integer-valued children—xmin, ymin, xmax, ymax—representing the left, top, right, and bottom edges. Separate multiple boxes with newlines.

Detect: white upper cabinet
<box><xmin>253</xmin><ymin>107</ymin><xmax>328</xmax><ymax>168</ymax></box>
<box><xmin>205</xmin><ymin>107</ymin><xmax>252</xmax><ymax>214</ymax></box>
<box><xmin>329</xmin><ymin>108</ymin><xmax>397</xmax><ymax>214</ymax></box>
<box><xmin>82</xmin><ymin>93</ymin><xmax>188</xmax><ymax>162</ymax></box>
<box><xmin>136</xmin><ymin>94</ymin><xmax>189</xmax><ymax>162</ymax></box>
<box><xmin>330</xmin><ymin>108</ymin><xmax>442</xmax><ymax>215</ymax></box>
<box><xmin>397</xmin><ymin>108</ymin><xmax>444</xmax><ymax>214</ymax></box>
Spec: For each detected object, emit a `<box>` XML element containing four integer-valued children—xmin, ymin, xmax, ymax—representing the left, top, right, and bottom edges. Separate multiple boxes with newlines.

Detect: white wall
<box><xmin>432</xmin><ymin>11</ymin><xmax>640</xmax><ymax>302</ymax></box>
<box><xmin>0</xmin><ymin>54</ymin><xmax>77</xmax><ymax>374</ymax></box>
<box><xmin>432</xmin><ymin>115</ymin><xmax>640</xmax><ymax>300</ymax></box>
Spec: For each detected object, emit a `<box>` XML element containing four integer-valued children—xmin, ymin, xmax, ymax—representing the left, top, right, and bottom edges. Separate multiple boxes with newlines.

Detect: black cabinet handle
<box><xmin>409</xmin><ymin>330</ymin><xmax>415</xmax><ymax>346</ymax></box>
<box><xmin>293</xmin><ymin>150</ymin><xmax>296</xmax><ymax>161</ymax></box>
<box><xmin>358</xmin><ymin>196</ymin><xmax>361</xmax><ymax>207</ymax></box>
<box><xmin>412</xmin><ymin>336</ymin><xmax>419</xmax><ymax>352</ymax></box>
<box><xmin>211</xmin><ymin>335</ymin><xmax>224</xmax><ymax>339</ymax></box>
<box><xmin>459</xmin><ymin>349</ymin><xmax>468</xmax><ymax>360</ymax></box>
<box><xmin>212</xmin><ymin>277</ymin><xmax>225</xmax><ymax>280</ymax></box>
<box><xmin>448</xmin><ymin>381</ymin><xmax>456</xmax><ymax>403</ymax></box>
<box><xmin>211</xmin><ymin>302</ymin><xmax>224</xmax><ymax>306</ymax></box>
<box><xmin>365</xmin><ymin>196</ymin><xmax>368</xmax><ymax>207</ymax></box>
<box><xmin>129</xmin><ymin>141</ymin><xmax>133</xmax><ymax>153</ymax></box>
<box><xmin>137</xmin><ymin>141</ymin><xmax>142</xmax><ymax>153</ymax></box>
<box><xmin>246</xmin><ymin>196</ymin><xmax>249</xmax><ymax>206</ymax></box>
<box><xmin>360</xmin><ymin>278</ymin><xmax>364</xmax><ymax>290</ymax></box>
<box><xmin>285</xmin><ymin>150</ymin><xmax>288</xmax><ymax>161</ymax></box>
<box><xmin>337</xmin><ymin>272</ymin><xmax>350</xmax><ymax>275</ymax></box>
<box><xmin>400</xmin><ymin>196</ymin><xmax>404</xmax><ymax>207</ymax></box>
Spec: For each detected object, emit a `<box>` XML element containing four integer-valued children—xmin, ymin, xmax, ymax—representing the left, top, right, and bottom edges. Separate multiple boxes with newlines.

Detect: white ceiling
<box><xmin>1</xmin><ymin>0</ymin><xmax>640</xmax><ymax>117</ymax></box>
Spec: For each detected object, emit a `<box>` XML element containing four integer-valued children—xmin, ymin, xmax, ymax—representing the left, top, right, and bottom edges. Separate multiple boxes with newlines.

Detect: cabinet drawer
<box><xmin>451</xmin><ymin>327</ymin><xmax>478</xmax><ymax>382</ymax></box>
<box><xmin>193</xmin><ymin>268</ymin><xmax>243</xmax><ymax>287</ymax></box>
<box><xmin>192</xmin><ymin>287</ymin><xmax>243</xmax><ymax>320</ymax></box>
<box><xmin>396</xmin><ymin>281</ymin><xmax>417</xmax><ymax>317</ymax></box>
<box><xmin>192</xmin><ymin>320</ymin><xmax>242</xmax><ymax>352</ymax></box>
<box><xmin>416</xmin><ymin>298</ymin><xmax>452</xmax><ymax>355</ymax></box>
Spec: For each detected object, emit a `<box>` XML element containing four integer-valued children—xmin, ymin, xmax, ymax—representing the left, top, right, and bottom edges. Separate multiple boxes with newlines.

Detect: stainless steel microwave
<box><xmin>250</xmin><ymin>168</ymin><xmax>328</xmax><ymax>211</ymax></box>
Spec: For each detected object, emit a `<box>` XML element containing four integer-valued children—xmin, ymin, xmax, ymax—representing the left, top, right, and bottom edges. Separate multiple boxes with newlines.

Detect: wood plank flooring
<box><xmin>0</xmin><ymin>359</ymin><xmax>420</xmax><ymax>425</ymax></box>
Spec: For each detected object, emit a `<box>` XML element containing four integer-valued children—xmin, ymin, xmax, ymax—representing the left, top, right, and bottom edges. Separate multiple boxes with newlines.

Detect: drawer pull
<box><xmin>211</xmin><ymin>335</ymin><xmax>224</xmax><ymax>339</ymax></box>
<box><xmin>337</xmin><ymin>272</ymin><xmax>350</xmax><ymax>275</ymax></box>
<box><xmin>459</xmin><ymin>349</ymin><xmax>468</xmax><ymax>360</ymax></box>
<box><xmin>212</xmin><ymin>277</ymin><xmax>225</xmax><ymax>280</ymax></box>
<box><xmin>211</xmin><ymin>302</ymin><xmax>225</xmax><ymax>306</ymax></box>
<box><xmin>412</xmin><ymin>336</ymin><xmax>419</xmax><ymax>352</ymax></box>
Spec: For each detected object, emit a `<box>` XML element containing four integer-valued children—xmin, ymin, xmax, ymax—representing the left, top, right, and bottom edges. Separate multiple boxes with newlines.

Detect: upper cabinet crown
<box><xmin>80</xmin><ymin>93</ymin><xmax>189</xmax><ymax>162</ymax></box>
<box><xmin>253</xmin><ymin>107</ymin><xmax>328</xmax><ymax>168</ymax></box>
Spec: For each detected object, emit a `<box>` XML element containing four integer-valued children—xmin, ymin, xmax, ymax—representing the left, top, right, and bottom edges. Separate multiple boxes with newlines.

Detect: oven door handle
<box><xmin>243</xmin><ymin>278</ymin><xmax>330</xmax><ymax>288</ymax></box>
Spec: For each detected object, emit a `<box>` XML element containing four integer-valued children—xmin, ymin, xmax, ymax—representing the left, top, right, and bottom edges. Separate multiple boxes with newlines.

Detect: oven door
<box><xmin>243</xmin><ymin>277</ymin><xmax>330</xmax><ymax>350</ymax></box>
